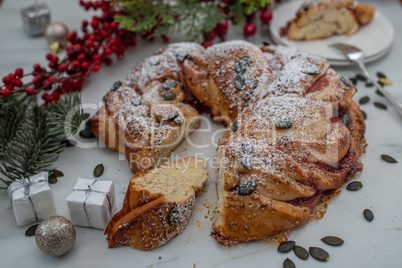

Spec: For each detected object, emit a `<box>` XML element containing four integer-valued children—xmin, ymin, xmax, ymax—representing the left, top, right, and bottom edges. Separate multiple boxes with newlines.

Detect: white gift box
<box><xmin>66</xmin><ymin>178</ymin><xmax>116</xmax><ymax>229</ymax></box>
<box><xmin>7</xmin><ymin>172</ymin><xmax>56</xmax><ymax>226</ymax></box>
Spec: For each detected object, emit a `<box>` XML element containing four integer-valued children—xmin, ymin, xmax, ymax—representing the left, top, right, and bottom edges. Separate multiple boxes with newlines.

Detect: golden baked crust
<box><xmin>280</xmin><ymin>0</ymin><xmax>375</xmax><ymax>41</ymax></box>
<box><xmin>211</xmin><ymin>44</ymin><xmax>365</xmax><ymax>245</ymax></box>
<box><xmin>105</xmin><ymin>157</ymin><xmax>208</xmax><ymax>250</ymax></box>
<box><xmin>89</xmin><ymin>41</ymin><xmax>365</xmax><ymax>248</ymax></box>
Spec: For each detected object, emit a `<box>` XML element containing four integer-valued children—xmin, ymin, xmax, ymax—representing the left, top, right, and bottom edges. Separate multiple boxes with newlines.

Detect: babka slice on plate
<box><xmin>280</xmin><ymin>0</ymin><xmax>375</xmax><ymax>41</ymax></box>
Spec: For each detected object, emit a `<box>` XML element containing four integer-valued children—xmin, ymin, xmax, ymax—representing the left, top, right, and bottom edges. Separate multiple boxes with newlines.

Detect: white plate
<box><xmin>269</xmin><ymin>0</ymin><xmax>394</xmax><ymax>66</ymax></box>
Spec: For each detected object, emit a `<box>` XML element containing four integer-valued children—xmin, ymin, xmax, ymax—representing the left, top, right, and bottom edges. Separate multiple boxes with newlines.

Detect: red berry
<box><xmin>260</xmin><ymin>9</ymin><xmax>272</xmax><ymax>24</ymax></box>
<box><xmin>81</xmin><ymin>61</ymin><xmax>90</xmax><ymax>69</ymax></box>
<box><xmin>46</xmin><ymin>53</ymin><xmax>53</xmax><ymax>61</ymax></box>
<box><xmin>58</xmin><ymin>63</ymin><xmax>68</xmax><ymax>72</ymax></box>
<box><xmin>202</xmin><ymin>40</ymin><xmax>213</xmax><ymax>48</ymax></box>
<box><xmin>72</xmin><ymin>60</ymin><xmax>80</xmax><ymax>69</ymax></box>
<box><xmin>48</xmin><ymin>61</ymin><xmax>56</xmax><ymax>69</ymax></box>
<box><xmin>92</xmin><ymin>65</ymin><xmax>100</xmax><ymax>72</ymax></box>
<box><xmin>91</xmin><ymin>19</ymin><xmax>99</xmax><ymax>29</ymax></box>
<box><xmin>47</xmin><ymin>76</ymin><xmax>56</xmax><ymax>83</ymax></box>
<box><xmin>26</xmin><ymin>88</ymin><xmax>34</xmax><ymax>95</ymax></box>
<box><xmin>2</xmin><ymin>76</ymin><xmax>10</xmax><ymax>84</ymax></box>
<box><xmin>216</xmin><ymin>21</ymin><xmax>228</xmax><ymax>36</ymax></box>
<box><xmin>82</xmin><ymin>20</ymin><xmax>88</xmax><ymax>27</ymax></box>
<box><xmin>77</xmin><ymin>53</ymin><xmax>86</xmax><ymax>62</ymax></box>
<box><xmin>13</xmin><ymin>79</ymin><xmax>23</xmax><ymax>87</ymax></box>
<box><xmin>244</xmin><ymin>22</ymin><xmax>257</xmax><ymax>37</ymax></box>
<box><xmin>1</xmin><ymin>88</ymin><xmax>11</xmax><ymax>97</ymax></box>
<box><xmin>8</xmin><ymin>73</ymin><xmax>15</xmax><ymax>80</ymax></box>
<box><xmin>161</xmin><ymin>35</ymin><xmax>169</xmax><ymax>43</ymax></box>
<box><xmin>85</xmin><ymin>40</ymin><xmax>94</xmax><ymax>47</ymax></box>
<box><xmin>15</xmin><ymin>68</ymin><xmax>24</xmax><ymax>77</ymax></box>
<box><xmin>2</xmin><ymin>88</ymin><xmax>10</xmax><ymax>97</ymax></box>
<box><xmin>221</xmin><ymin>0</ymin><xmax>229</xmax><ymax>3</ymax></box>
<box><xmin>110</xmin><ymin>21</ymin><xmax>119</xmax><ymax>31</ymax></box>
<box><xmin>33</xmin><ymin>63</ymin><xmax>42</xmax><ymax>72</ymax></box>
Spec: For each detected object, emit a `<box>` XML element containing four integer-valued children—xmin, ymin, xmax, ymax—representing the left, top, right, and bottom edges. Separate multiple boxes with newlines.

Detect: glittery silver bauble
<box><xmin>44</xmin><ymin>22</ymin><xmax>69</xmax><ymax>53</ymax></box>
<box><xmin>35</xmin><ymin>216</ymin><xmax>76</xmax><ymax>257</ymax></box>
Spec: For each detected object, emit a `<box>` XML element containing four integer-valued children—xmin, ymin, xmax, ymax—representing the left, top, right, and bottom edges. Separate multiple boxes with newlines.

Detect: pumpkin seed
<box><xmin>131</xmin><ymin>96</ymin><xmax>142</xmax><ymax>106</ymax></box>
<box><xmin>349</xmin><ymin>78</ymin><xmax>357</xmax><ymax>85</ymax></box>
<box><xmin>174</xmin><ymin>49</ymin><xmax>187</xmax><ymax>62</ymax></box>
<box><xmin>79</xmin><ymin>129</ymin><xmax>95</xmax><ymax>139</ymax></box>
<box><xmin>283</xmin><ymin>258</ymin><xmax>296</xmax><ymax>268</ymax></box>
<box><xmin>356</xmin><ymin>74</ymin><xmax>367</xmax><ymax>81</ymax></box>
<box><xmin>238</xmin><ymin>180</ymin><xmax>257</xmax><ymax>196</ymax></box>
<box><xmin>48</xmin><ymin>176</ymin><xmax>58</xmax><ymax>184</ymax></box>
<box><xmin>82</xmin><ymin>113</ymin><xmax>90</xmax><ymax>120</ymax></box>
<box><xmin>374</xmin><ymin>102</ymin><xmax>387</xmax><ymax>110</ymax></box>
<box><xmin>309</xmin><ymin>247</ymin><xmax>329</xmax><ymax>262</ymax></box>
<box><xmin>376</xmin><ymin>71</ymin><xmax>386</xmax><ymax>79</ymax></box>
<box><xmin>231</xmin><ymin>121</ymin><xmax>239</xmax><ymax>132</ymax></box>
<box><xmin>363</xmin><ymin>209</ymin><xmax>374</xmax><ymax>222</ymax></box>
<box><xmin>321</xmin><ymin>236</ymin><xmax>344</xmax><ymax>246</ymax></box>
<box><xmin>110</xmin><ymin>81</ymin><xmax>122</xmax><ymax>92</ymax></box>
<box><xmin>381</xmin><ymin>154</ymin><xmax>398</xmax><ymax>163</ymax></box>
<box><xmin>163</xmin><ymin>79</ymin><xmax>178</xmax><ymax>90</ymax></box>
<box><xmin>275</xmin><ymin>119</ymin><xmax>293</xmax><ymax>129</ymax></box>
<box><xmin>51</xmin><ymin>170</ymin><xmax>64</xmax><ymax>177</ymax></box>
<box><xmin>378</xmin><ymin>80</ymin><xmax>385</xmax><ymax>87</ymax></box>
<box><xmin>149</xmin><ymin>56</ymin><xmax>160</xmax><ymax>66</ymax></box>
<box><xmin>379</xmin><ymin>77</ymin><xmax>393</xmax><ymax>86</ymax></box>
<box><xmin>263</xmin><ymin>41</ymin><xmax>270</xmax><ymax>46</ymax></box>
<box><xmin>303</xmin><ymin>2</ymin><xmax>313</xmax><ymax>11</ymax></box>
<box><xmin>361</xmin><ymin>110</ymin><xmax>367</xmax><ymax>120</ymax></box>
<box><xmin>160</xmin><ymin>91</ymin><xmax>176</xmax><ymax>100</ymax></box>
<box><xmin>293</xmin><ymin>245</ymin><xmax>309</xmax><ymax>260</ymax></box>
<box><xmin>173</xmin><ymin>116</ymin><xmax>184</xmax><ymax>125</ymax></box>
<box><xmin>235</xmin><ymin>59</ymin><xmax>247</xmax><ymax>74</ymax></box>
<box><xmin>168</xmin><ymin>206</ymin><xmax>180</xmax><ymax>226</ymax></box>
<box><xmin>234</xmin><ymin>74</ymin><xmax>246</xmax><ymax>90</ymax></box>
<box><xmin>241</xmin><ymin>141</ymin><xmax>253</xmax><ymax>154</ymax></box>
<box><xmin>346</xmin><ymin>181</ymin><xmax>363</xmax><ymax>191</ymax></box>
<box><xmin>61</xmin><ymin>139</ymin><xmax>75</xmax><ymax>147</ymax></box>
<box><xmin>301</xmin><ymin>68</ymin><xmax>320</xmax><ymax>75</ymax></box>
<box><xmin>25</xmin><ymin>224</ymin><xmax>39</xmax><ymax>236</ymax></box>
<box><xmin>375</xmin><ymin>89</ymin><xmax>384</xmax><ymax>97</ymax></box>
<box><xmin>94</xmin><ymin>164</ymin><xmax>104</xmax><ymax>177</ymax></box>
<box><xmin>342</xmin><ymin>113</ymin><xmax>352</xmax><ymax>126</ymax></box>
<box><xmin>162</xmin><ymin>111</ymin><xmax>179</xmax><ymax>122</ymax></box>
<box><xmin>359</xmin><ymin>96</ymin><xmax>369</xmax><ymax>105</ymax></box>
<box><xmin>365</xmin><ymin>82</ymin><xmax>374</xmax><ymax>87</ymax></box>
<box><xmin>340</xmin><ymin>76</ymin><xmax>351</xmax><ymax>88</ymax></box>
<box><xmin>278</xmin><ymin>240</ymin><xmax>296</xmax><ymax>253</ymax></box>
<box><xmin>239</xmin><ymin>155</ymin><xmax>253</xmax><ymax>171</ymax></box>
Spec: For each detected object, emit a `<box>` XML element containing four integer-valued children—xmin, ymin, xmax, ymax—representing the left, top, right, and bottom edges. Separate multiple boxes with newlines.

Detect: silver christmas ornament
<box><xmin>45</xmin><ymin>22</ymin><xmax>69</xmax><ymax>53</ymax></box>
<box><xmin>35</xmin><ymin>216</ymin><xmax>76</xmax><ymax>257</ymax></box>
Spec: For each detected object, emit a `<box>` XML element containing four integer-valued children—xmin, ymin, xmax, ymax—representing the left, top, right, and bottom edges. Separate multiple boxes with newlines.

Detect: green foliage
<box><xmin>114</xmin><ymin>0</ymin><xmax>271</xmax><ymax>42</ymax></box>
<box><xmin>0</xmin><ymin>93</ymin><xmax>82</xmax><ymax>188</ymax></box>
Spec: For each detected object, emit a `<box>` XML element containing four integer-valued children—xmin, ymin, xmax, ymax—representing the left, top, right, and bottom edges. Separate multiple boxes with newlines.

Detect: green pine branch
<box><xmin>114</xmin><ymin>0</ymin><xmax>226</xmax><ymax>42</ymax></box>
<box><xmin>0</xmin><ymin>93</ymin><xmax>82</xmax><ymax>188</ymax></box>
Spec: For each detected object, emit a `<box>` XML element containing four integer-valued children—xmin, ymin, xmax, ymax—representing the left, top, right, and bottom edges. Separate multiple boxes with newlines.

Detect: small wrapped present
<box><xmin>7</xmin><ymin>172</ymin><xmax>56</xmax><ymax>226</ymax></box>
<box><xmin>66</xmin><ymin>178</ymin><xmax>116</xmax><ymax>229</ymax></box>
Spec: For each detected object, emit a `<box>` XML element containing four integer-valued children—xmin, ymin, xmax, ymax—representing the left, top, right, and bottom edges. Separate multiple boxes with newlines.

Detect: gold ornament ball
<box><xmin>35</xmin><ymin>216</ymin><xmax>76</xmax><ymax>257</ymax></box>
<box><xmin>44</xmin><ymin>22</ymin><xmax>69</xmax><ymax>51</ymax></box>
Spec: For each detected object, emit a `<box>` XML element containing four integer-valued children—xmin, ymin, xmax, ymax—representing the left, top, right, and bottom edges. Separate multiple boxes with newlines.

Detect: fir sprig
<box><xmin>115</xmin><ymin>0</ymin><xmax>225</xmax><ymax>42</ymax></box>
<box><xmin>0</xmin><ymin>93</ymin><xmax>82</xmax><ymax>188</ymax></box>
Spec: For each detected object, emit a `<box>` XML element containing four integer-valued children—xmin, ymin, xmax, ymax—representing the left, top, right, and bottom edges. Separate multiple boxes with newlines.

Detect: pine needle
<box><xmin>0</xmin><ymin>93</ymin><xmax>82</xmax><ymax>187</ymax></box>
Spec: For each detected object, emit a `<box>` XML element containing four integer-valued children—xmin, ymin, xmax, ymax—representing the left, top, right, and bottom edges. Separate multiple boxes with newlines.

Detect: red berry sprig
<box><xmin>0</xmin><ymin>0</ymin><xmax>276</xmax><ymax>102</ymax></box>
<box><xmin>0</xmin><ymin>0</ymin><xmax>137</xmax><ymax>105</ymax></box>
